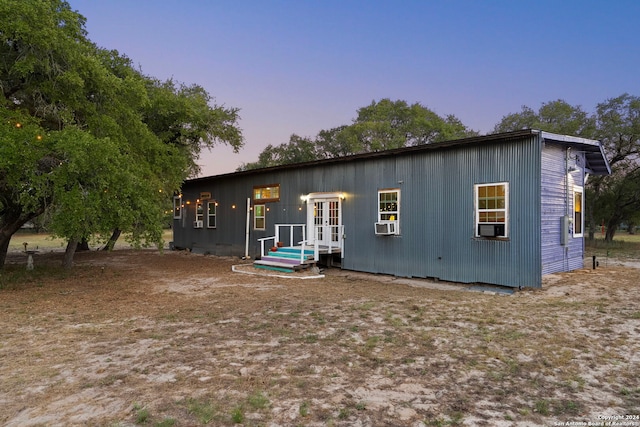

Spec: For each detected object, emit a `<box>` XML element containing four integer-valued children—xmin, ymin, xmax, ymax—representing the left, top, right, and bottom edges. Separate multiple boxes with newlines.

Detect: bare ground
<box><xmin>0</xmin><ymin>249</ymin><xmax>639</xmax><ymax>427</ymax></box>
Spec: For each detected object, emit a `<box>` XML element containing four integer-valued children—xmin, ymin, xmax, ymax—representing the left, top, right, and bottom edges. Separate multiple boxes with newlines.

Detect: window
<box><xmin>254</xmin><ymin>204</ymin><xmax>265</xmax><ymax>230</ymax></box>
<box><xmin>173</xmin><ymin>195</ymin><xmax>182</xmax><ymax>219</ymax></box>
<box><xmin>475</xmin><ymin>182</ymin><xmax>508</xmax><ymax>238</ymax></box>
<box><xmin>378</xmin><ymin>189</ymin><xmax>400</xmax><ymax>222</ymax></box>
<box><xmin>195</xmin><ymin>201</ymin><xmax>204</xmax><ymax>227</ymax></box>
<box><xmin>253</xmin><ymin>184</ymin><xmax>280</xmax><ymax>202</ymax></box>
<box><xmin>574</xmin><ymin>186</ymin><xmax>583</xmax><ymax>237</ymax></box>
<box><xmin>207</xmin><ymin>200</ymin><xmax>217</xmax><ymax>228</ymax></box>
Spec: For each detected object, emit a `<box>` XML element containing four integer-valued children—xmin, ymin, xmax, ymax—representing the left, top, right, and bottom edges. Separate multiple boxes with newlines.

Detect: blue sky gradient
<box><xmin>69</xmin><ymin>0</ymin><xmax>640</xmax><ymax>176</ymax></box>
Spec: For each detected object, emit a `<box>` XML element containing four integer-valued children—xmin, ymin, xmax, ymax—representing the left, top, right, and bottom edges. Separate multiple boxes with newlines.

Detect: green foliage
<box><xmin>0</xmin><ymin>0</ymin><xmax>242</xmax><ymax>267</ymax></box>
<box><xmin>493</xmin><ymin>95</ymin><xmax>640</xmax><ymax>241</ymax></box>
<box><xmin>493</xmin><ymin>100</ymin><xmax>595</xmax><ymax>136</ymax></box>
<box><xmin>239</xmin><ymin>98</ymin><xmax>476</xmax><ymax>170</ymax></box>
<box><xmin>246</xmin><ymin>390</ymin><xmax>270</xmax><ymax>410</ymax></box>
<box><xmin>186</xmin><ymin>398</ymin><xmax>216</xmax><ymax>424</ymax></box>
<box><xmin>230</xmin><ymin>406</ymin><xmax>244</xmax><ymax>424</ymax></box>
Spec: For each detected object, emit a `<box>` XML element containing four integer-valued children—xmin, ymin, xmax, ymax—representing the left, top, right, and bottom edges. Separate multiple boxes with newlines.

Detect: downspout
<box><xmin>244</xmin><ymin>197</ymin><xmax>251</xmax><ymax>259</ymax></box>
<box><xmin>564</xmin><ymin>147</ymin><xmax>571</xmax><ymax>270</ymax></box>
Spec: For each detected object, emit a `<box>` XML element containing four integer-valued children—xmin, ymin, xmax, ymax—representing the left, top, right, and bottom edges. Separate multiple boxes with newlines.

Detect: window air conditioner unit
<box><xmin>193</xmin><ymin>220</ymin><xmax>203</xmax><ymax>229</ymax></box>
<box><xmin>375</xmin><ymin>221</ymin><xmax>397</xmax><ymax>235</ymax></box>
<box><xmin>478</xmin><ymin>224</ymin><xmax>505</xmax><ymax>237</ymax></box>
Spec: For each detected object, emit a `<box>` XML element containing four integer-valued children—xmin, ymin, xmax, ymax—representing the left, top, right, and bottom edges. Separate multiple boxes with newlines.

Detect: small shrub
<box><xmin>154</xmin><ymin>418</ymin><xmax>176</xmax><ymax>427</ymax></box>
<box><xmin>299</xmin><ymin>401</ymin><xmax>310</xmax><ymax>417</ymax></box>
<box><xmin>230</xmin><ymin>406</ymin><xmax>244</xmax><ymax>424</ymax></box>
<box><xmin>186</xmin><ymin>398</ymin><xmax>215</xmax><ymax>424</ymax></box>
<box><xmin>534</xmin><ymin>399</ymin><xmax>550</xmax><ymax>415</ymax></box>
<box><xmin>247</xmin><ymin>390</ymin><xmax>270</xmax><ymax>410</ymax></box>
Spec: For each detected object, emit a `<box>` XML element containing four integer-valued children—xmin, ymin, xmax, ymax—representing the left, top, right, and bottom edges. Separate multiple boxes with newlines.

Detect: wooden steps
<box><xmin>253</xmin><ymin>247</ymin><xmax>315</xmax><ymax>273</ymax></box>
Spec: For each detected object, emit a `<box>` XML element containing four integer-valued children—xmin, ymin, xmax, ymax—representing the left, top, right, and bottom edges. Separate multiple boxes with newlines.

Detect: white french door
<box><xmin>306</xmin><ymin>195</ymin><xmax>342</xmax><ymax>247</ymax></box>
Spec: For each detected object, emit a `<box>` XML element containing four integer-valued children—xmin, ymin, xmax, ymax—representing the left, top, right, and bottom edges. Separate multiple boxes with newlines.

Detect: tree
<box><xmin>239</xmin><ymin>134</ymin><xmax>317</xmax><ymax>170</ymax></box>
<box><xmin>590</xmin><ymin>94</ymin><xmax>640</xmax><ymax>241</ymax></box>
<box><xmin>493</xmin><ymin>100</ymin><xmax>595</xmax><ymax>137</ymax></box>
<box><xmin>0</xmin><ymin>0</ymin><xmax>243</xmax><ymax>267</ymax></box>
<box><xmin>493</xmin><ymin>96</ymin><xmax>640</xmax><ymax>241</ymax></box>
<box><xmin>239</xmin><ymin>99</ymin><xmax>476</xmax><ymax>170</ymax></box>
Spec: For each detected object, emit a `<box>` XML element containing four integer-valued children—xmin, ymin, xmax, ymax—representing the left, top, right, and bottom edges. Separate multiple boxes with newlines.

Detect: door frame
<box><xmin>305</xmin><ymin>192</ymin><xmax>343</xmax><ymax>248</ymax></box>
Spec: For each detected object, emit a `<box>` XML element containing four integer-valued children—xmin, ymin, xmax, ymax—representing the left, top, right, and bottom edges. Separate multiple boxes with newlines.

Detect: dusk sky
<box><xmin>69</xmin><ymin>0</ymin><xmax>640</xmax><ymax>177</ymax></box>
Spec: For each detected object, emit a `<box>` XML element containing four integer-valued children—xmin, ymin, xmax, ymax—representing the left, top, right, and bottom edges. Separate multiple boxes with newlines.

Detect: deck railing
<box><xmin>258</xmin><ymin>224</ymin><xmax>306</xmax><ymax>259</ymax></box>
<box><xmin>299</xmin><ymin>225</ymin><xmax>345</xmax><ymax>261</ymax></box>
<box><xmin>259</xmin><ymin>223</ymin><xmax>344</xmax><ymax>263</ymax></box>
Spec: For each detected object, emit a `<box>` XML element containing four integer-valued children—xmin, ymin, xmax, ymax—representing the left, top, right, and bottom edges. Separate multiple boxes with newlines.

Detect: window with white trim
<box><xmin>378</xmin><ymin>189</ymin><xmax>400</xmax><ymax>223</ymax></box>
<box><xmin>173</xmin><ymin>195</ymin><xmax>182</xmax><ymax>219</ymax></box>
<box><xmin>207</xmin><ymin>200</ymin><xmax>217</xmax><ymax>228</ymax></box>
<box><xmin>475</xmin><ymin>182</ymin><xmax>508</xmax><ymax>238</ymax></box>
<box><xmin>254</xmin><ymin>204</ymin><xmax>265</xmax><ymax>230</ymax></box>
<box><xmin>573</xmin><ymin>186</ymin><xmax>583</xmax><ymax>237</ymax></box>
<box><xmin>195</xmin><ymin>201</ymin><xmax>204</xmax><ymax>227</ymax></box>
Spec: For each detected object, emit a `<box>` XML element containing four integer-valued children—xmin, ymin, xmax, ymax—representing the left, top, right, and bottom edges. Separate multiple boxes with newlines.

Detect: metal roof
<box><xmin>188</xmin><ymin>129</ymin><xmax>611</xmax><ymax>183</ymax></box>
<box><xmin>539</xmin><ymin>131</ymin><xmax>611</xmax><ymax>175</ymax></box>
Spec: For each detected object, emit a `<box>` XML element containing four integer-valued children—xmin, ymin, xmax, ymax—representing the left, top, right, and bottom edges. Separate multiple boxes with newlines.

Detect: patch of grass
<box><xmin>299</xmin><ymin>401</ymin><xmax>310</xmax><ymax>417</ymax></box>
<box><xmin>586</xmin><ymin>236</ymin><xmax>640</xmax><ymax>258</ymax></box>
<box><xmin>247</xmin><ymin>390</ymin><xmax>270</xmax><ymax>410</ymax></box>
<box><xmin>0</xmin><ymin>265</ymin><xmax>68</xmax><ymax>289</ymax></box>
<box><xmin>553</xmin><ymin>399</ymin><xmax>581</xmax><ymax>415</ymax></box>
<box><xmin>534</xmin><ymin>399</ymin><xmax>550</xmax><ymax>416</ymax></box>
<box><xmin>133</xmin><ymin>403</ymin><xmax>150</xmax><ymax>424</ymax></box>
<box><xmin>338</xmin><ymin>407</ymin><xmax>349</xmax><ymax>419</ymax></box>
<box><xmin>303</xmin><ymin>333</ymin><xmax>318</xmax><ymax>343</ymax></box>
<box><xmin>186</xmin><ymin>398</ymin><xmax>216</xmax><ymax>424</ymax></box>
<box><xmin>154</xmin><ymin>418</ymin><xmax>176</xmax><ymax>427</ymax></box>
<box><xmin>363</xmin><ymin>335</ymin><xmax>379</xmax><ymax>351</ymax></box>
<box><xmin>230</xmin><ymin>406</ymin><xmax>244</xmax><ymax>424</ymax></box>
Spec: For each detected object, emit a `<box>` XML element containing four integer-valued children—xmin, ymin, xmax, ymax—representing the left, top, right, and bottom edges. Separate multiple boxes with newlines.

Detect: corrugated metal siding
<box><xmin>175</xmin><ymin>135</ymin><xmax>544</xmax><ymax>287</ymax></box>
<box><xmin>540</xmin><ymin>143</ymin><xmax>586</xmax><ymax>275</ymax></box>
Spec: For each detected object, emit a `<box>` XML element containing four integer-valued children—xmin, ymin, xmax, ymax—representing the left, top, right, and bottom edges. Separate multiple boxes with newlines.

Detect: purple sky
<box><xmin>69</xmin><ymin>0</ymin><xmax>640</xmax><ymax>177</ymax></box>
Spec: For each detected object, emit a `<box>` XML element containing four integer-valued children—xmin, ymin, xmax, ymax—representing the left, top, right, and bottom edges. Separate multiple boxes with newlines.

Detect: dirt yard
<box><xmin>1</xmin><ymin>249</ymin><xmax>639</xmax><ymax>426</ymax></box>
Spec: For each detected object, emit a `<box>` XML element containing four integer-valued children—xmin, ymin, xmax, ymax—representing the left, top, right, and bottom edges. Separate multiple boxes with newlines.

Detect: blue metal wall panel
<box><xmin>176</xmin><ymin>135</ymin><xmax>547</xmax><ymax>287</ymax></box>
<box><xmin>541</xmin><ymin>143</ymin><xmax>586</xmax><ymax>275</ymax></box>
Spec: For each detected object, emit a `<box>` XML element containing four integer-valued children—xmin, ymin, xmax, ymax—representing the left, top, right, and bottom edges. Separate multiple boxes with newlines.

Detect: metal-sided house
<box><xmin>173</xmin><ymin>129</ymin><xmax>610</xmax><ymax>288</ymax></box>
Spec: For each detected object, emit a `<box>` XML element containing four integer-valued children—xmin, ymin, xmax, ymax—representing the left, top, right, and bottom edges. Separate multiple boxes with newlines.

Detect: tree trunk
<box><xmin>102</xmin><ymin>228</ymin><xmax>121</xmax><ymax>251</ymax></box>
<box><xmin>0</xmin><ymin>234</ymin><xmax>11</xmax><ymax>269</ymax></box>
<box><xmin>0</xmin><ymin>208</ymin><xmax>43</xmax><ymax>269</ymax></box>
<box><xmin>63</xmin><ymin>238</ymin><xmax>79</xmax><ymax>269</ymax></box>
<box><xmin>77</xmin><ymin>237</ymin><xmax>90</xmax><ymax>251</ymax></box>
<box><xmin>586</xmin><ymin>202</ymin><xmax>596</xmax><ymax>241</ymax></box>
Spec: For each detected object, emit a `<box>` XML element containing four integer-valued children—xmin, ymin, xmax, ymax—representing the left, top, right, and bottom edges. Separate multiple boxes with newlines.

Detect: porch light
<box><xmin>232</xmin><ymin>204</ymin><xmax>236</xmax><ymax>209</ymax></box>
<box><xmin>300</xmin><ymin>194</ymin><xmax>309</xmax><ymax>202</ymax></box>
<box><xmin>339</xmin><ymin>193</ymin><xmax>346</xmax><ymax>200</ymax></box>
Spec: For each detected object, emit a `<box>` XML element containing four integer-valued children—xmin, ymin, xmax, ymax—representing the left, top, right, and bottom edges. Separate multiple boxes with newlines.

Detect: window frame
<box><xmin>573</xmin><ymin>186</ymin><xmax>583</xmax><ymax>238</ymax></box>
<box><xmin>253</xmin><ymin>184</ymin><xmax>280</xmax><ymax>203</ymax></box>
<box><xmin>377</xmin><ymin>188</ymin><xmax>400</xmax><ymax>229</ymax></box>
<box><xmin>173</xmin><ymin>195</ymin><xmax>182</xmax><ymax>219</ymax></box>
<box><xmin>474</xmin><ymin>182</ymin><xmax>509</xmax><ymax>238</ymax></box>
<box><xmin>207</xmin><ymin>200</ymin><xmax>217</xmax><ymax>229</ymax></box>
<box><xmin>254</xmin><ymin>204</ymin><xmax>266</xmax><ymax>230</ymax></box>
<box><xmin>195</xmin><ymin>200</ymin><xmax>204</xmax><ymax>224</ymax></box>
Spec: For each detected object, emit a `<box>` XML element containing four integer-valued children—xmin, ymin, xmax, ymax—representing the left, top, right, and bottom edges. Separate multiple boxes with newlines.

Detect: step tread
<box><xmin>254</xmin><ymin>259</ymin><xmax>301</xmax><ymax>269</ymax></box>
